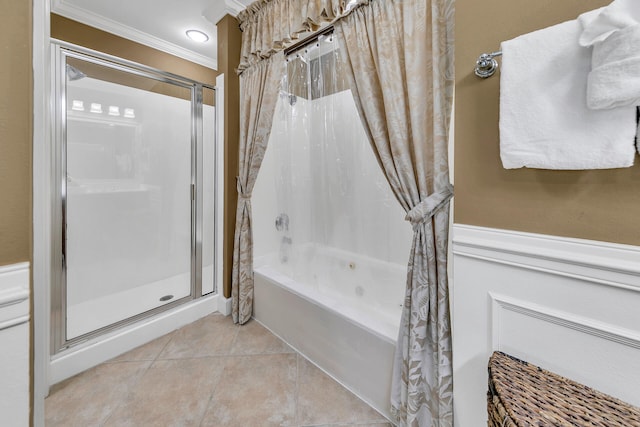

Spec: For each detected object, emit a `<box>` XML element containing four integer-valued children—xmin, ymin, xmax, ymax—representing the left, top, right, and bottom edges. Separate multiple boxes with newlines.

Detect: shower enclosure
<box><xmin>51</xmin><ymin>44</ymin><xmax>218</xmax><ymax>354</ymax></box>
<box><xmin>252</xmin><ymin>34</ymin><xmax>412</xmax><ymax>416</ymax></box>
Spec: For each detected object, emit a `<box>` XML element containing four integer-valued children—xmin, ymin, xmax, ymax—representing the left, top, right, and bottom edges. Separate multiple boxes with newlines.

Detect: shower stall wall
<box><xmin>252</xmin><ymin>35</ymin><xmax>412</xmax><ymax>417</ymax></box>
<box><xmin>50</xmin><ymin>44</ymin><xmax>220</xmax><ymax>376</ymax></box>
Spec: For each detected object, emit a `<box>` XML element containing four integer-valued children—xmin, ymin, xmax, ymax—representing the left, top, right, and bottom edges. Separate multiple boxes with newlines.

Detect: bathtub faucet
<box><xmin>280</xmin><ymin>235</ymin><xmax>292</xmax><ymax>263</ymax></box>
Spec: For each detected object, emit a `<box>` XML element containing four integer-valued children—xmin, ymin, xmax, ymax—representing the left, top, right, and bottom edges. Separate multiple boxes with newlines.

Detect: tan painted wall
<box><xmin>454</xmin><ymin>0</ymin><xmax>640</xmax><ymax>246</ymax></box>
<box><xmin>0</xmin><ymin>0</ymin><xmax>32</xmax><ymax>266</ymax></box>
<box><xmin>51</xmin><ymin>14</ymin><xmax>218</xmax><ymax>86</ymax></box>
<box><xmin>216</xmin><ymin>15</ymin><xmax>241</xmax><ymax>299</ymax></box>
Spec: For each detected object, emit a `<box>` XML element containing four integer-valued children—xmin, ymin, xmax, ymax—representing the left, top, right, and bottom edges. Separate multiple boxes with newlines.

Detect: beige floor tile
<box><xmin>158</xmin><ymin>313</ymin><xmax>238</xmax><ymax>359</ymax></box>
<box><xmin>297</xmin><ymin>357</ymin><xmax>387</xmax><ymax>426</ymax></box>
<box><xmin>46</xmin><ymin>316</ymin><xmax>388</xmax><ymax>427</ymax></box>
<box><xmin>302</xmin><ymin>424</ymin><xmax>393</xmax><ymax>427</ymax></box>
<box><xmin>107</xmin><ymin>332</ymin><xmax>174</xmax><ymax>363</ymax></box>
<box><xmin>310</xmin><ymin>424</ymin><xmax>393</xmax><ymax>427</ymax></box>
<box><xmin>230</xmin><ymin>319</ymin><xmax>294</xmax><ymax>355</ymax></box>
<box><xmin>45</xmin><ymin>361</ymin><xmax>150</xmax><ymax>427</ymax></box>
<box><xmin>104</xmin><ymin>357</ymin><xmax>224</xmax><ymax>427</ymax></box>
<box><xmin>200</xmin><ymin>353</ymin><xmax>297</xmax><ymax>427</ymax></box>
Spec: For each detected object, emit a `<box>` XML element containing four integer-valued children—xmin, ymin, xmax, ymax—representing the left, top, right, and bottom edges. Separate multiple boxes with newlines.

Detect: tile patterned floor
<box><xmin>45</xmin><ymin>313</ymin><xmax>392</xmax><ymax>427</ymax></box>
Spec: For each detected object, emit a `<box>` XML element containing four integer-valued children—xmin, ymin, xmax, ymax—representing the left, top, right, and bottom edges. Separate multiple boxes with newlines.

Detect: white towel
<box><xmin>578</xmin><ymin>0</ymin><xmax>640</xmax><ymax>110</ymax></box>
<box><xmin>499</xmin><ymin>13</ymin><xmax>637</xmax><ymax>170</ymax></box>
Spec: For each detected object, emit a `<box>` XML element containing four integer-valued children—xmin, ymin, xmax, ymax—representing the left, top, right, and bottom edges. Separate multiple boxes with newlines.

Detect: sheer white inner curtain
<box><xmin>234</xmin><ymin>1</ymin><xmax>454</xmax><ymax>425</ymax></box>
<box><xmin>253</xmin><ymin>35</ymin><xmax>411</xmax><ymax>310</ymax></box>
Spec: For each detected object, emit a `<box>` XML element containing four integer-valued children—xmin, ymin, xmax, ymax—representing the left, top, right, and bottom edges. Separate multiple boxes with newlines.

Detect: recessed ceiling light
<box><xmin>186</xmin><ymin>30</ymin><xmax>209</xmax><ymax>43</ymax></box>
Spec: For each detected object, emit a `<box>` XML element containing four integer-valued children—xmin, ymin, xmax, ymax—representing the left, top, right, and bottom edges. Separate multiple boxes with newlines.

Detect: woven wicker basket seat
<box><xmin>487</xmin><ymin>351</ymin><xmax>640</xmax><ymax>427</ymax></box>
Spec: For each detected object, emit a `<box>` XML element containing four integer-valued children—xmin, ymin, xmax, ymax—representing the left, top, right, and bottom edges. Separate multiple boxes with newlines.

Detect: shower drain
<box><xmin>159</xmin><ymin>295</ymin><xmax>174</xmax><ymax>302</ymax></box>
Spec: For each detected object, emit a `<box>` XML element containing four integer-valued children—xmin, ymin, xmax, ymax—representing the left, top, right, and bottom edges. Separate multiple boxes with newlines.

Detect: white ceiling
<box><xmin>52</xmin><ymin>0</ymin><xmax>254</xmax><ymax>69</ymax></box>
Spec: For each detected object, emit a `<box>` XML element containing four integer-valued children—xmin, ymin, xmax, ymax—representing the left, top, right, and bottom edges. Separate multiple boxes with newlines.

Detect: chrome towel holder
<box><xmin>475</xmin><ymin>51</ymin><xmax>502</xmax><ymax>78</ymax></box>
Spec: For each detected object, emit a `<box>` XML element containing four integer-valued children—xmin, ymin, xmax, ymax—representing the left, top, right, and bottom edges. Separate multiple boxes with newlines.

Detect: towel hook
<box><xmin>474</xmin><ymin>51</ymin><xmax>502</xmax><ymax>78</ymax></box>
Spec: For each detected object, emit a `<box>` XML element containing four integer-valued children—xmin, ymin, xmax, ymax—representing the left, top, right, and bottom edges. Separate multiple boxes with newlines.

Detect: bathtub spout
<box><xmin>280</xmin><ymin>236</ymin><xmax>292</xmax><ymax>263</ymax></box>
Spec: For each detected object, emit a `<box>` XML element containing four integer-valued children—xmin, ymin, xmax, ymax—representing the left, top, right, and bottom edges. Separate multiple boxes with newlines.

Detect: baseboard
<box><xmin>217</xmin><ymin>294</ymin><xmax>232</xmax><ymax>316</ymax></box>
<box><xmin>50</xmin><ymin>294</ymin><xmax>219</xmax><ymax>384</ymax></box>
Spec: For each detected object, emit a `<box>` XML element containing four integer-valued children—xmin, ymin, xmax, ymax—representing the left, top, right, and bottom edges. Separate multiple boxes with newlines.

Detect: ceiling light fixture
<box><xmin>186</xmin><ymin>29</ymin><xmax>209</xmax><ymax>43</ymax></box>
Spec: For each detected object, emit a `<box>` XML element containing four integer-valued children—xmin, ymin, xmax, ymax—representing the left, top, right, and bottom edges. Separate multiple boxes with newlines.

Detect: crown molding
<box><xmin>202</xmin><ymin>0</ymin><xmax>246</xmax><ymax>26</ymax></box>
<box><xmin>225</xmin><ymin>0</ymin><xmax>247</xmax><ymax>17</ymax></box>
<box><xmin>51</xmin><ymin>0</ymin><xmax>217</xmax><ymax>70</ymax></box>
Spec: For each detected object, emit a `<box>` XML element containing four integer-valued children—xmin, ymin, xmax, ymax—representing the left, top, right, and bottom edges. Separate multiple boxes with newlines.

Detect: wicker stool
<box><xmin>487</xmin><ymin>351</ymin><xmax>640</xmax><ymax>426</ymax></box>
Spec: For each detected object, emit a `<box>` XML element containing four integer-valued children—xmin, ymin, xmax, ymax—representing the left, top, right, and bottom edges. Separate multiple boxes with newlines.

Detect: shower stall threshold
<box><xmin>49</xmin><ymin>294</ymin><xmax>225</xmax><ymax>385</ymax></box>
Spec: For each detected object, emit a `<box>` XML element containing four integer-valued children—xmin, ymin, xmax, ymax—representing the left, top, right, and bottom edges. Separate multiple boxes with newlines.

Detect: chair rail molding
<box><xmin>0</xmin><ymin>262</ymin><xmax>30</xmax><ymax>329</ymax></box>
<box><xmin>0</xmin><ymin>262</ymin><xmax>30</xmax><ymax>427</ymax></box>
<box><xmin>451</xmin><ymin>224</ymin><xmax>640</xmax><ymax>427</ymax></box>
<box><xmin>452</xmin><ymin>224</ymin><xmax>640</xmax><ymax>291</ymax></box>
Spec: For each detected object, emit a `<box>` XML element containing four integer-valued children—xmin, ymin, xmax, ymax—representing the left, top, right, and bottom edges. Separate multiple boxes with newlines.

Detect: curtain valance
<box><xmin>237</xmin><ymin>0</ymin><xmax>368</xmax><ymax>73</ymax></box>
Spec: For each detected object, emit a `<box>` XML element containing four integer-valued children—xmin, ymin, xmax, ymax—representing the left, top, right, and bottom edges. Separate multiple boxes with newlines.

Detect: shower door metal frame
<box><xmin>51</xmin><ymin>41</ymin><xmax>217</xmax><ymax>355</ymax></box>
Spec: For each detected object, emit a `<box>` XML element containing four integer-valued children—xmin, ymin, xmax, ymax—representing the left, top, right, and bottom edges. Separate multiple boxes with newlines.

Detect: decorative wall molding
<box><xmin>225</xmin><ymin>0</ymin><xmax>247</xmax><ymax>17</ymax></box>
<box><xmin>489</xmin><ymin>293</ymin><xmax>640</xmax><ymax>351</ymax></box>
<box><xmin>0</xmin><ymin>263</ymin><xmax>30</xmax><ymax>330</ymax></box>
<box><xmin>452</xmin><ymin>224</ymin><xmax>640</xmax><ymax>292</ymax></box>
<box><xmin>0</xmin><ymin>262</ymin><xmax>30</xmax><ymax>426</ymax></box>
<box><xmin>202</xmin><ymin>1</ymin><xmax>246</xmax><ymax>26</ymax></box>
<box><xmin>452</xmin><ymin>224</ymin><xmax>640</xmax><ymax>426</ymax></box>
<box><xmin>51</xmin><ymin>0</ymin><xmax>217</xmax><ymax>70</ymax></box>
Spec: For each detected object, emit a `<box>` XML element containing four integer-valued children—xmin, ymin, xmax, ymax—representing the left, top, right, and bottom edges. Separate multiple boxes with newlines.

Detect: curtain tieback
<box><xmin>405</xmin><ymin>184</ymin><xmax>454</xmax><ymax>230</ymax></box>
<box><xmin>236</xmin><ymin>177</ymin><xmax>252</xmax><ymax>201</ymax></box>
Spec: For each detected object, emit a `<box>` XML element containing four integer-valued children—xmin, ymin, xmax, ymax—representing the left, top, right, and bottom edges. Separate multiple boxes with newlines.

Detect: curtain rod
<box><xmin>283</xmin><ymin>25</ymin><xmax>334</xmax><ymax>57</ymax></box>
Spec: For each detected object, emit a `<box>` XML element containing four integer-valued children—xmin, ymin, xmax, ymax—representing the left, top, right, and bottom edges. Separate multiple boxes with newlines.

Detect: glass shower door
<box><xmin>63</xmin><ymin>55</ymin><xmax>194</xmax><ymax>339</ymax></box>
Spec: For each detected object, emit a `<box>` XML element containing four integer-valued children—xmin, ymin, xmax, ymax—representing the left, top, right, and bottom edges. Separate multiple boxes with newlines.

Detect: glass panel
<box><xmin>64</xmin><ymin>56</ymin><xmax>193</xmax><ymax>339</ymax></box>
<box><xmin>202</xmin><ymin>87</ymin><xmax>216</xmax><ymax>295</ymax></box>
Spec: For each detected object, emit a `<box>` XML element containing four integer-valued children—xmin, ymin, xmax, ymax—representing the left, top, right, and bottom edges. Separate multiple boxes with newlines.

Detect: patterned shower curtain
<box><xmin>232</xmin><ymin>52</ymin><xmax>285</xmax><ymax>324</ymax></box>
<box><xmin>233</xmin><ymin>1</ymin><xmax>455</xmax><ymax>424</ymax></box>
<box><xmin>335</xmin><ymin>0</ymin><xmax>455</xmax><ymax>425</ymax></box>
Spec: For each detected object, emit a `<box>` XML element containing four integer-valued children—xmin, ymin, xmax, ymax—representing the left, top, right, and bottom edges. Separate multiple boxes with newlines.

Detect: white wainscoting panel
<box><xmin>452</xmin><ymin>225</ymin><xmax>640</xmax><ymax>427</ymax></box>
<box><xmin>0</xmin><ymin>262</ymin><xmax>30</xmax><ymax>427</ymax></box>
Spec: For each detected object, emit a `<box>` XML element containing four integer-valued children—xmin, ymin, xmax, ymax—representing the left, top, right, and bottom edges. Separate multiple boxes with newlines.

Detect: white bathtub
<box><xmin>253</xmin><ymin>243</ymin><xmax>405</xmax><ymax>421</ymax></box>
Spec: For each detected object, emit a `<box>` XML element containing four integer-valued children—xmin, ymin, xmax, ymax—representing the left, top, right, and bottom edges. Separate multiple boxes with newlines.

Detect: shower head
<box><xmin>66</xmin><ymin>64</ymin><xmax>86</xmax><ymax>81</ymax></box>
